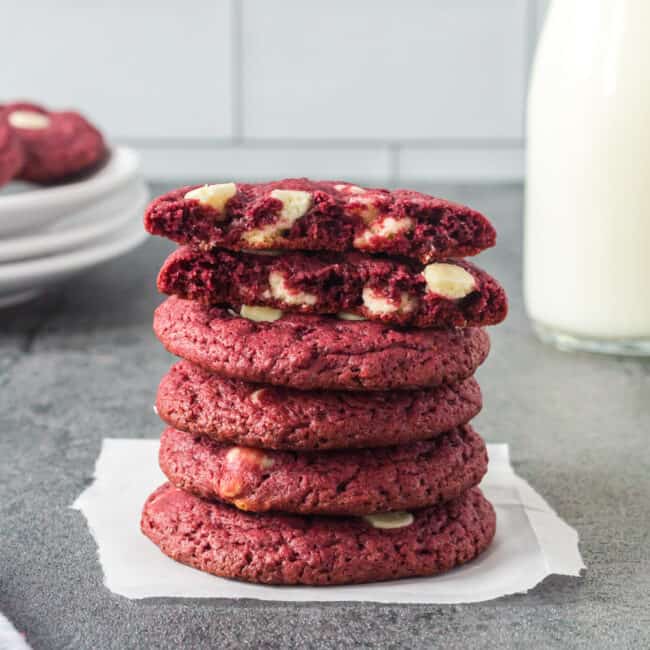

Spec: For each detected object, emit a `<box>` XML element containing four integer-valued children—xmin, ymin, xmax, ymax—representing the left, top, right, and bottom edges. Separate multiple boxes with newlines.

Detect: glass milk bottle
<box><xmin>525</xmin><ymin>0</ymin><xmax>650</xmax><ymax>355</ymax></box>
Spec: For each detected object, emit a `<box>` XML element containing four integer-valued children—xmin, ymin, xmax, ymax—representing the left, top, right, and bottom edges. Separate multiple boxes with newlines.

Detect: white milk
<box><xmin>524</xmin><ymin>0</ymin><xmax>650</xmax><ymax>352</ymax></box>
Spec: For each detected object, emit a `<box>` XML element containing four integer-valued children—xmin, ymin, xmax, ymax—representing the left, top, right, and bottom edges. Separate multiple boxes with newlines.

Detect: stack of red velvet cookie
<box><xmin>141</xmin><ymin>179</ymin><xmax>507</xmax><ymax>586</ymax></box>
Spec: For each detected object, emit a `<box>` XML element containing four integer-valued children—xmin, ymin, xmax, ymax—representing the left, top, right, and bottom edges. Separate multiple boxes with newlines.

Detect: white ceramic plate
<box><xmin>0</xmin><ymin>215</ymin><xmax>148</xmax><ymax>307</ymax></box>
<box><xmin>0</xmin><ymin>180</ymin><xmax>149</xmax><ymax>263</ymax></box>
<box><xmin>0</xmin><ymin>146</ymin><xmax>141</xmax><ymax>237</ymax></box>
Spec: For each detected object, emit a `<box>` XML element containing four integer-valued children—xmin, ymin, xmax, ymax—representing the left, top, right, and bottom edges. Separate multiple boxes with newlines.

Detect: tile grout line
<box><xmin>118</xmin><ymin>137</ymin><xmax>525</xmax><ymax>150</ymax></box>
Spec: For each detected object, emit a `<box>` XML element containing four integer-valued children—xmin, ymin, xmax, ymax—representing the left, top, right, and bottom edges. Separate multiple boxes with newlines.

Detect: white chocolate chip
<box><xmin>242</xmin><ymin>189</ymin><xmax>312</xmax><ymax>245</ymax></box>
<box><xmin>8</xmin><ymin>110</ymin><xmax>50</xmax><ymax>130</ymax></box>
<box><xmin>334</xmin><ymin>183</ymin><xmax>365</xmax><ymax>194</ymax></box>
<box><xmin>362</xmin><ymin>288</ymin><xmax>395</xmax><ymax>315</ymax></box>
<box><xmin>241</xmin><ymin>226</ymin><xmax>278</xmax><ymax>246</ymax></box>
<box><xmin>250</xmin><ymin>388</ymin><xmax>266</xmax><ymax>404</ymax></box>
<box><xmin>337</xmin><ymin>312</ymin><xmax>367</xmax><ymax>321</ymax></box>
<box><xmin>268</xmin><ymin>270</ymin><xmax>317</xmax><ymax>306</ymax></box>
<box><xmin>240</xmin><ymin>304</ymin><xmax>283</xmax><ymax>322</ymax></box>
<box><xmin>353</xmin><ymin>230</ymin><xmax>375</xmax><ymax>248</ymax></box>
<box><xmin>423</xmin><ymin>263</ymin><xmax>476</xmax><ymax>299</ymax></box>
<box><xmin>348</xmin><ymin>195</ymin><xmax>381</xmax><ymax>225</ymax></box>
<box><xmin>375</xmin><ymin>216</ymin><xmax>413</xmax><ymax>238</ymax></box>
<box><xmin>225</xmin><ymin>446</ymin><xmax>243</xmax><ymax>462</ymax></box>
<box><xmin>354</xmin><ymin>216</ymin><xmax>414</xmax><ymax>247</ymax></box>
<box><xmin>363</xmin><ymin>511</ymin><xmax>414</xmax><ymax>529</ymax></box>
<box><xmin>184</xmin><ymin>182</ymin><xmax>236</xmax><ymax>214</ymax></box>
<box><xmin>226</xmin><ymin>446</ymin><xmax>274</xmax><ymax>469</ymax></box>
<box><xmin>271</xmin><ymin>189</ymin><xmax>312</xmax><ymax>221</ymax></box>
<box><xmin>362</xmin><ymin>287</ymin><xmax>417</xmax><ymax>315</ymax></box>
<box><xmin>232</xmin><ymin>499</ymin><xmax>256</xmax><ymax>511</ymax></box>
<box><xmin>221</xmin><ymin>479</ymin><xmax>242</xmax><ymax>497</ymax></box>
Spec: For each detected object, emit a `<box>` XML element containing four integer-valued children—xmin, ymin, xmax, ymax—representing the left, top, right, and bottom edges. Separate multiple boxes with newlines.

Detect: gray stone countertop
<box><xmin>1</xmin><ymin>183</ymin><xmax>649</xmax><ymax>649</ymax></box>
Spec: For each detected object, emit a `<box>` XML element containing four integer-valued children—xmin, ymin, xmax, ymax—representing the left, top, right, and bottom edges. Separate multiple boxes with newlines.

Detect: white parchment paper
<box><xmin>72</xmin><ymin>439</ymin><xmax>584</xmax><ymax>603</ymax></box>
<box><xmin>0</xmin><ymin>613</ymin><xmax>31</xmax><ymax>650</ymax></box>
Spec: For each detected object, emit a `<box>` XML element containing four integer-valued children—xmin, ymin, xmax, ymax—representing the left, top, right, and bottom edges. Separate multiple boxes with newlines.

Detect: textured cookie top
<box><xmin>144</xmin><ymin>178</ymin><xmax>496</xmax><ymax>263</ymax></box>
<box><xmin>1</xmin><ymin>101</ymin><xmax>106</xmax><ymax>183</ymax></box>
<box><xmin>158</xmin><ymin>247</ymin><xmax>507</xmax><ymax>329</ymax></box>
<box><xmin>157</xmin><ymin>360</ymin><xmax>482</xmax><ymax>450</ymax></box>
<box><xmin>159</xmin><ymin>425</ymin><xmax>488</xmax><ymax>515</ymax></box>
<box><xmin>153</xmin><ymin>296</ymin><xmax>490</xmax><ymax>391</ymax></box>
<box><xmin>141</xmin><ymin>483</ymin><xmax>496</xmax><ymax>585</ymax></box>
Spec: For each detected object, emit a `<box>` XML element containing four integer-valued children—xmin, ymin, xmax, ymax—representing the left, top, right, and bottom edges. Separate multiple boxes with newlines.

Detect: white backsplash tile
<box><xmin>0</xmin><ymin>0</ymin><xmax>233</xmax><ymax>140</ymax></box>
<box><xmin>0</xmin><ymin>0</ymin><xmax>539</xmax><ymax>181</ymax></box>
<box><xmin>241</xmin><ymin>0</ymin><xmax>527</xmax><ymax>140</ymax></box>
<box><xmin>138</xmin><ymin>145</ymin><xmax>392</xmax><ymax>183</ymax></box>
<box><xmin>399</xmin><ymin>146</ymin><xmax>524</xmax><ymax>182</ymax></box>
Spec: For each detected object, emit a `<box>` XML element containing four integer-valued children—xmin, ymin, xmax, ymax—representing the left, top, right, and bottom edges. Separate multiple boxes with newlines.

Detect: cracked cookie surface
<box><xmin>144</xmin><ymin>178</ymin><xmax>496</xmax><ymax>263</ymax></box>
<box><xmin>141</xmin><ymin>483</ymin><xmax>496</xmax><ymax>585</ymax></box>
<box><xmin>153</xmin><ymin>296</ymin><xmax>490</xmax><ymax>391</ymax></box>
<box><xmin>157</xmin><ymin>247</ymin><xmax>508</xmax><ymax>329</ymax></box>
<box><xmin>157</xmin><ymin>360</ymin><xmax>482</xmax><ymax>449</ymax></box>
<box><xmin>159</xmin><ymin>425</ymin><xmax>488</xmax><ymax>515</ymax></box>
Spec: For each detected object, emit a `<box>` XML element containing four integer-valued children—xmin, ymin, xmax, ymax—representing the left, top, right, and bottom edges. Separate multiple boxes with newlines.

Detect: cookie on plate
<box><xmin>156</xmin><ymin>360</ymin><xmax>482</xmax><ymax>450</ymax></box>
<box><xmin>153</xmin><ymin>296</ymin><xmax>490</xmax><ymax>391</ymax></box>
<box><xmin>144</xmin><ymin>179</ymin><xmax>496</xmax><ymax>263</ymax></box>
<box><xmin>141</xmin><ymin>483</ymin><xmax>496</xmax><ymax>585</ymax></box>
<box><xmin>157</xmin><ymin>247</ymin><xmax>507</xmax><ymax>329</ymax></box>
<box><xmin>2</xmin><ymin>102</ymin><xmax>106</xmax><ymax>183</ymax></box>
<box><xmin>159</xmin><ymin>425</ymin><xmax>488</xmax><ymax>515</ymax></box>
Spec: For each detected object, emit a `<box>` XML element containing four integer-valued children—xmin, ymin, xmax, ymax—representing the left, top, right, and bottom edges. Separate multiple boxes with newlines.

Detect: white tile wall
<box><xmin>140</xmin><ymin>145</ymin><xmax>392</xmax><ymax>183</ymax></box>
<box><xmin>399</xmin><ymin>147</ymin><xmax>525</xmax><ymax>183</ymax></box>
<box><xmin>242</xmin><ymin>0</ymin><xmax>527</xmax><ymax>140</ymax></box>
<box><xmin>0</xmin><ymin>0</ymin><xmax>232</xmax><ymax>139</ymax></box>
<box><xmin>0</xmin><ymin>0</ymin><xmax>550</xmax><ymax>183</ymax></box>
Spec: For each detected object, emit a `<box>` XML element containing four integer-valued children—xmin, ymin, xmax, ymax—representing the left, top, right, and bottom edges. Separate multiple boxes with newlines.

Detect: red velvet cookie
<box><xmin>159</xmin><ymin>425</ymin><xmax>488</xmax><ymax>516</ymax></box>
<box><xmin>153</xmin><ymin>296</ymin><xmax>490</xmax><ymax>391</ymax></box>
<box><xmin>144</xmin><ymin>179</ymin><xmax>496</xmax><ymax>263</ymax></box>
<box><xmin>156</xmin><ymin>360</ymin><xmax>482</xmax><ymax>450</ymax></box>
<box><xmin>2</xmin><ymin>102</ymin><xmax>106</xmax><ymax>183</ymax></box>
<box><xmin>141</xmin><ymin>483</ymin><xmax>496</xmax><ymax>585</ymax></box>
<box><xmin>157</xmin><ymin>247</ymin><xmax>507</xmax><ymax>329</ymax></box>
<box><xmin>0</xmin><ymin>116</ymin><xmax>24</xmax><ymax>187</ymax></box>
